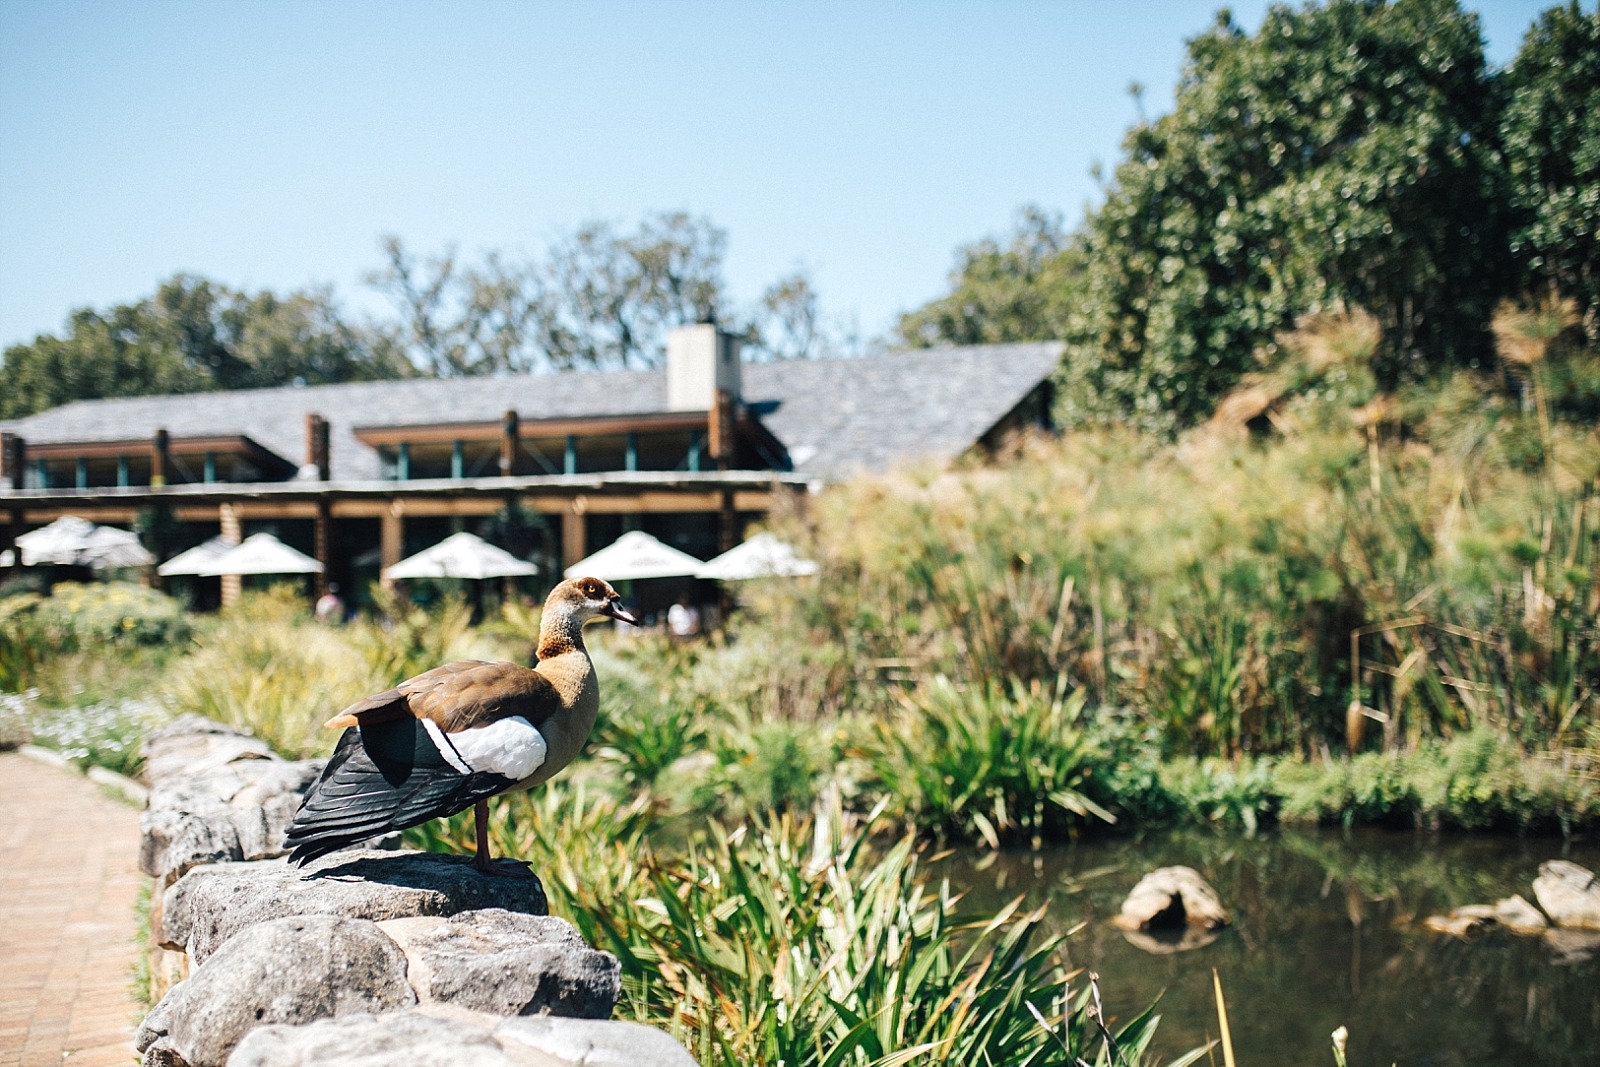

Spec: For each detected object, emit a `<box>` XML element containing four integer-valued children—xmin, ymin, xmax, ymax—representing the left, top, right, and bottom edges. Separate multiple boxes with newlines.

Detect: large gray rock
<box><xmin>379</xmin><ymin>910</ymin><xmax>620</xmax><ymax>1019</ymax></box>
<box><xmin>496</xmin><ymin>1015</ymin><xmax>702</xmax><ymax>1067</ymax></box>
<box><xmin>226</xmin><ymin>1009</ymin><xmax>702</xmax><ymax>1067</ymax></box>
<box><xmin>162</xmin><ymin>850</ymin><xmax>548</xmax><ymax>963</ymax></box>
<box><xmin>228</xmin><ymin>1010</ymin><xmax>525</xmax><ymax>1067</ymax></box>
<box><xmin>136</xmin><ymin>914</ymin><xmax>415</xmax><ymax>1067</ymax></box>
<box><xmin>1532</xmin><ymin>860</ymin><xmax>1600</xmax><ymax>930</ymax></box>
<box><xmin>141</xmin><ymin>758</ymin><xmax>324</xmax><ymax>884</ymax></box>
<box><xmin>141</xmin><ymin>715</ymin><xmax>278</xmax><ymax>782</ymax></box>
<box><xmin>1112</xmin><ymin>866</ymin><xmax>1230</xmax><ymax>932</ymax></box>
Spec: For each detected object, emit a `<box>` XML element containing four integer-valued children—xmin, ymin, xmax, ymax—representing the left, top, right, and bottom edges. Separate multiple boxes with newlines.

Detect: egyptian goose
<box><xmin>285</xmin><ymin>576</ymin><xmax>636</xmax><ymax>875</ymax></box>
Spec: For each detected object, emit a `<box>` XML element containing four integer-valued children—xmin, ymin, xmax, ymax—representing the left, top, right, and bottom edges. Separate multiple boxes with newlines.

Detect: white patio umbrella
<box><xmin>14</xmin><ymin>516</ymin><xmax>153</xmax><ymax>568</ymax></box>
<box><xmin>564</xmin><ymin>530</ymin><xmax>703</xmax><ymax>581</ymax></box>
<box><xmin>384</xmin><ymin>532</ymin><xmax>538</xmax><ymax>581</ymax></box>
<box><xmin>157</xmin><ymin>536</ymin><xmax>235</xmax><ymax>577</ymax></box>
<box><xmin>15</xmin><ymin>516</ymin><xmax>98</xmax><ymax>564</ymax></box>
<box><xmin>197</xmin><ymin>533</ymin><xmax>324</xmax><ymax>576</ymax></box>
<box><xmin>77</xmin><ymin>526</ymin><xmax>156</xmax><ymax>569</ymax></box>
<box><xmin>697</xmin><ymin>532</ymin><xmax>819</xmax><ymax>581</ymax></box>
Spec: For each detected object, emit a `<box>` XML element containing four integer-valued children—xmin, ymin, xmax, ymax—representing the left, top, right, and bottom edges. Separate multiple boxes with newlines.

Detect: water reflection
<box><xmin>931</xmin><ymin>828</ymin><xmax>1600</xmax><ymax>1067</ymax></box>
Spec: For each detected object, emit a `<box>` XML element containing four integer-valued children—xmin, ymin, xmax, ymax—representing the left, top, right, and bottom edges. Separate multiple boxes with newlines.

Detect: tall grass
<box><xmin>734</xmin><ymin>349</ymin><xmax>1599</xmax><ymax>762</ymax></box>
<box><xmin>869</xmin><ymin>675</ymin><xmax>1115</xmax><ymax>848</ymax></box>
<box><xmin>410</xmin><ymin>789</ymin><xmax>1193</xmax><ymax>1067</ymax></box>
<box><xmin>160</xmin><ymin>585</ymin><xmax>503</xmax><ymax>758</ymax></box>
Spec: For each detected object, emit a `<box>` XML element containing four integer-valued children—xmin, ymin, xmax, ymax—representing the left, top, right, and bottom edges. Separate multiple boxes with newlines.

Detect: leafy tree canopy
<box><xmin>0</xmin><ymin>276</ymin><xmax>409</xmax><ymax>420</ymax></box>
<box><xmin>1500</xmin><ymin>1</ymin><xmax>1600</xmax><ymax>343</ymax></box>
<box><xmin>4</xmin><ymin>212</ymin><xmax>851</xmax><ymax>419</ymax></box>
<box><xmin>896</xmin><ymin>206</ymin><xmax>1085</xmax><ymax>349</ymax></box>
<box><xmin>903</xmin><ymin>0</ymin><xmax>1599</xmax><ymax>434</ymax></box>
<box><xmin>370</xmin><ymin>211</ymin><xmax>854</xmax><ymax>376</ymax></box>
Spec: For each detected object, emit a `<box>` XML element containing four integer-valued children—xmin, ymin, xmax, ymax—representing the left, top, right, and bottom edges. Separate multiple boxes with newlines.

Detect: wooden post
<box><xmin>0</xmin><ymin>433</ymin><xmax>20</xmax><ymax>490</ymax></box>
<box><xmin>151</xmin><ymin>429</ymin><xmax>170</xmax><ymax>488</ymax></box>
<box><xmin>218</xmin><ymin>503</ymin><xmax>242</xmax><ymax>608</ymax></box>
<box><xmin>314</xmin><ymin>499</ymin><xmax>331</xmax><ymax>599</ymax></box>
<box><xmin>500</xmin><ymin>410</ymin><xmax>520</xmax><ymax>477</ymax></box>
<box><xmin>380</xmin><ymin>501</ymin><xmax>403</xmax><ymax>588</ymax></box>
<box><xmin>561</xmin><ymin>507</ymin><xmax>586</xmax><ymax>573</ymax></box>
<box><xmin>708</xmin><ymin>388</ymin><xmax>735</xmax><ymax>471</ymax></box>
<box><xmin>0</xmin><ymin>507</ymin><xmax>18</xmax><ymax>581</ymax></box>
<box><xmin>719</xmin><ymin>489</ymin><xmax>737</xmax><ymax>553</ymax></box>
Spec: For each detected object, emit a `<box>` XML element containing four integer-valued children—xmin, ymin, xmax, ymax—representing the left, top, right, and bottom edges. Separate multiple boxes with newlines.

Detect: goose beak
<box><xmin>604</xmin><ymin>598</ymin><xmax>638</xmax><ymax>625</ymax></box>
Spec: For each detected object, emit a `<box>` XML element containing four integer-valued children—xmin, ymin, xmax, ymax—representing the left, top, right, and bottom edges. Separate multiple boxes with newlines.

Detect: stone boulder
<box><xmin>227</xmin><ymin>1008</ymin><xmax>703</xmax><ymax>1067</ymax></box>
<box><xmin>1112</xmin><ymin>866</ymin><xmax>1230</xmax><ymax>933</ymax></box>
<box><xmin>141</xmin><ymin>758</ymin><xmax>324</xmax><ymax>885</ymax></box>
<box><xmin>1423</xmin><ymin>895</ymin><xmax>1550</xmax><ymax>940</ymax></box>
<box><xmin>162</xmin><ymin>850</ymin><xmax>549</xmax><ymax>964</ymax></box>
<box><xmin>228</xmin><ymin>1009</ymin><xmax>523</xmax><ymax>1067</ymax></box>
<box><xmin>1532</xmin><ymin>860</ymin><xmax>1600</xmax><ymax>930</ymax></box>
<box><xmin>496</xmin><ymin>1014</ymin><xmax>703</xmax><ymax>1066</ymax></box>
<box><xmin>136</xmin><ymin>914</ymin><xmax>415</xmax><ymax>1067</ymax></box>
<box><xmin>141</xmin><ymin>715</ymin><xmax>279</xmax><ymax>782</ymax></box>
<box><xmin>379</xmin><ymin>910</ymin><xmax>620</xmax><ymax>1019</ymax></box>
<box><xmin>1492</xmin><ymin>894</ymin><xmax>1550</xmax><ymax>935</ymax></box>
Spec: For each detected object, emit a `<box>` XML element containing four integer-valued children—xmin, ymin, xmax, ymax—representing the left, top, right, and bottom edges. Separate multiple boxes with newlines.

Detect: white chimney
<box><xmin>667</xmin><ymin>323</ymin><xmax>742</xmax><ymax>412</ymax></box>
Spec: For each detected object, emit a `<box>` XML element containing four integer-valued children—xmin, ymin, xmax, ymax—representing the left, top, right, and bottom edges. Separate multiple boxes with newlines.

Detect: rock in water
<box><xmin>1532</xmin><ymin>860</ymin><xmax>1600</xmax><ymax>930</ymax></box>
<box><xmin>1494</xmin><ymin>894</ymin><xmax>1550</xmax><ymax>935</ymax></box>
<box><xmin>1113</xmin><ymin>866</ymin><xmax>1230</xmax><ymax>932</ymax></box>
<box><xmin>136</xmin><ymin>914</ymin><xmax>415</xmax><ymax>1067</ymax></box>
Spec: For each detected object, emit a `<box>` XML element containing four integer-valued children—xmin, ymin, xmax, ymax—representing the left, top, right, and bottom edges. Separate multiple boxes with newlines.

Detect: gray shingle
<box><xmin>1</xmin><ymin>342</ymin><xmax>1061</xmax><ymax>482</ymax></box>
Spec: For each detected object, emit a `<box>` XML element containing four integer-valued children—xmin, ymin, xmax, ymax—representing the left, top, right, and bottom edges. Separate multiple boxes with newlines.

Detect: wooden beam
<box><xmin>353</xmin><ymin>410</ymin><xmax>709</xmax><ymax>448</ymax></box>
<box><xmin>561</xmin><ymin>509</ymin><xmax>586</xmax><ymax>572</ymax></box>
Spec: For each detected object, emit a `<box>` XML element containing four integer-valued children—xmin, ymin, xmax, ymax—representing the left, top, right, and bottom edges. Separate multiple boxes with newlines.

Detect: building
<box><xmin>0</xmin><ymin>327</ymin><xmax>1061</xmax><ymax>597</ymax></box>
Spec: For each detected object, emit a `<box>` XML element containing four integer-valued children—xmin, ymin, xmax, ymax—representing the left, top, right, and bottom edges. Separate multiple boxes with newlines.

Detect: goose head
<box><xmin>550</xmin><ymin>576</ymin><xmax>638</xmax><ymax>626</ymax></box>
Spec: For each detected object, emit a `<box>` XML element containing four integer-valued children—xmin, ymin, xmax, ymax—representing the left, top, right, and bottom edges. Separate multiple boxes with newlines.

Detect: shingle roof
<box><xmin>1</xmin><ymin>342</ymin><xmax>1062</xmax><ymax>482</ymax></box>
<box><xmin>742</xmin><ymin>342</ymin><xmax>1062</xmax><ymax>479</ymax></box>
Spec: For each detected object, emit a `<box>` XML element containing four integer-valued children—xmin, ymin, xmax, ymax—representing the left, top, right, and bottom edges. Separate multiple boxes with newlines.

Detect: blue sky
<box><xmin>0</xmin><ymin>0</ymin><xmax>1555</xmax><ymax>353</ymax></box>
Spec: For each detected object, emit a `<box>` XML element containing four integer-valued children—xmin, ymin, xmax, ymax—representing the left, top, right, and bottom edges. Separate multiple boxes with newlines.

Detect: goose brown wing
<box><xmin>325</xmin><ymin>660</ymin><xmax>564</xmax><ymax>732</ymax></box>
<box><xmin>285</xmin><ymin>718</ymin><xmax>512</xmax><ymax>867</ymax></box>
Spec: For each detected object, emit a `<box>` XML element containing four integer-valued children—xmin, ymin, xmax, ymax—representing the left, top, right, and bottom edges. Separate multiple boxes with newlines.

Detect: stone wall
<box><xmin>136</xmin><ymin>717</ymin><xmax>698</xmax><ymax>1067</ymax></box>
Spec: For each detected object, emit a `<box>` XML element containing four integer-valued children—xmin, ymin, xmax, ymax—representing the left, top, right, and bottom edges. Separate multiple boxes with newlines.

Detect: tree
<box><xmin>0</xmin><ymin>275</ymin><xmax>409</xmax><ymax>419</ymax></box>
<box><xmin>1500</xmin><ymin>1</ymin><xmax>1600</xmax><ymax>343</ymax></box>
<box><xmin>1058</xmin><ymin>0</ymin><xmax>1509</xmax><ymax>431</ymax></box>
<box><xmin>540</xmin><ymin>212</ymin><xmax>728</xmax><ymax>369</ymax></box>
<box><xmin>746</xmin><ymin>268</ymin><xmax>863</xmax><ymax>361</ymax></box>
<box><xmin>372</xmin><ymin>212</ymin><xmax>733</xmax><ymax>374</ymax></box>
<box><xmin>895</xmin><ymin>206</ymin><xmax>1082</xmax><ymax>348</ymax></box>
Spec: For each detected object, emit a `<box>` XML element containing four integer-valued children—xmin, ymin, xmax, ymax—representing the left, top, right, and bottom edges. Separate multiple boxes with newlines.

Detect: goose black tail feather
<box><xmin>285</xmin><ymin>721</ymin><xmax>513</xmax><ymax>867</ymax></box>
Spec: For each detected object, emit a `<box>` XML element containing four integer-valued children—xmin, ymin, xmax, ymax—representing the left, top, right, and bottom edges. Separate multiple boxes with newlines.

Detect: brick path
<box><xmin>0</xmin><ymin>752</ymin><xmax>143</xmax><ymax>1067</ymax></box>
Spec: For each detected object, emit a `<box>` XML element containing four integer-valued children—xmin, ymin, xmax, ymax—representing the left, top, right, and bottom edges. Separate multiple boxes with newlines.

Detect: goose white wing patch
<box><xmin>421</xmin><ymin>716</ymin><xmax>548</xmax><ymax>781</ymax></box>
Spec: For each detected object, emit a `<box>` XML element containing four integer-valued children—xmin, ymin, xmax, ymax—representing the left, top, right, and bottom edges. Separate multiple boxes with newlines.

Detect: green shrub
<box><xmin>30</xmin><ymin>582</ymin><xmax>189</xmax><ymax>650</ymax></box>
<box><xmin>870</xmin><ymin>675</ymin><xmax>1115</xmax><ymax>848</ymax></box>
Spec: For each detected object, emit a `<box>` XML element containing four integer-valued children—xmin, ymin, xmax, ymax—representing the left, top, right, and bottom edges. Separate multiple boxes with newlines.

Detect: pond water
<box><xmin>933</xmin><ymin>828</ymin><xmax>1600</xmax><ymax>1067</ymax></box>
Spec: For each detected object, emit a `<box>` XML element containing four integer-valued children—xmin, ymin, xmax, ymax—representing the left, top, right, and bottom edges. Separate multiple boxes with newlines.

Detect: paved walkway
<box><xmin>0</xmin><ymin>751</ymin><xmax>143</xmax><ymax>1067</ymax></box>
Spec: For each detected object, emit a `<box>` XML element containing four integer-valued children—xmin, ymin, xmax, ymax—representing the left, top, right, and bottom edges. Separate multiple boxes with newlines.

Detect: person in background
<box><xmin>667</xmin><ymin>595</ymin><xmax>700</xmax><ymax>640</ymax></box>
<box><xmin>315</xmin><ymin>582</ymin><xmax>345</xmax><ymax>624</ymax></box>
